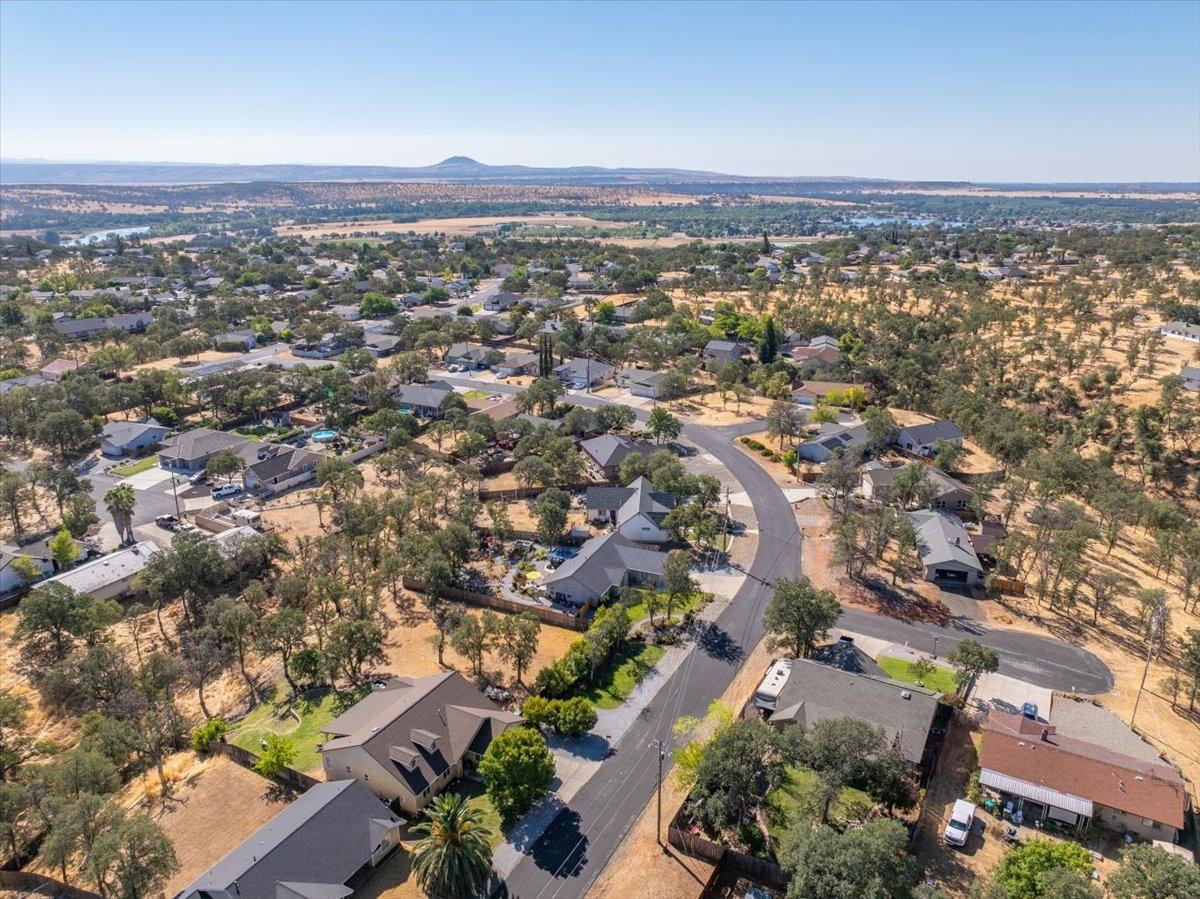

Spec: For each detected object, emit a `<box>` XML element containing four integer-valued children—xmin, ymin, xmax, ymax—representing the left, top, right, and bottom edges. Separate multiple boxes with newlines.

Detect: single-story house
<box><xmin>495</xmin><ymin>352</ymin><xmax>539</xmax><ymax>378</ymax></box>
<box><xmin>484</xmin><ymin>291</ymin><xmax>524</xmax><ymax>312</ymax></box>
<box><xmin>159</xmin><ymin>428</ymin><xmax>264</xmax><ymax>474</ymax></box>
<box><xmin>585</xmin><ymin>476</ymin><xmax>676</xmax><ymax>540</ymax></box>
<box><xmin>579</xmin><ymin>434</ymin><xmax>653</xmax><ymax>479</ymax></box>
<box><xmin>53</xmin><ymin>311</ymin><xmax>152</xmax><ymax>340</ymax></box>
<box><xmin>907</xmin><ymin>509</ymin><xmax>984</xmax><ymax>586</ymax></box>
<box><xmin>213</xmin><ymin>330</ymin><xmax>256</xmax><ymax>350</ymax></box>
<box><xmin>554</xmin><ymin>358</ymin><xmax>615</xmax><ymax>390</ymax></box>
<box><xmin>292</xmin><ymin>335</ymin><xmax>347</xmax><ymax>359</ymax></box>
<box><xmin>1181</xmin><ymin>365</ymin><xmax>1200</xmax><ymax>392</ymax></box>
<box><xmin>331</xmin><ymin>303</ymin><xmax>363</xmax><ymax>321</ymax></box>
<box><xmin>796</xmin><ymin>422</ymin><xmax>871</xmax><ymax>463</ymax></box>
<box><xmin>893</xmin><ymin>420</ymin><xmax>966</xmax><ymax>457</ymax></box>
<box><xmin>792</xmin><ymin>381</ymin><xmax>862</xmax><ymax>407</ymax></box>
<box><xmin>617</xmin><ymin>369</ymin><xmax>668</xmax><ymax>399</ymax></box>
<box><xmin>100</xmin><ymin>419</ymin><xmax>172</xmax><ymax>458</ymax></box>
<box><xmin>861</xmin><ymin>461</ymin><xmax>973</xmax><ymax>514</ymax></box>
<box><xmin>321</xmin><ymin>672</ymin><xmax>521</xmax><ymax>815</ymax></box>
<box><xmin>703</xmin><ymin>340</ymin><xmax>745</xmax><ymax>364</ymax></box>
<box><xmin>243</xmin><ymin>446</ymin><xmax>325</xmax><ymax>495</ymax></box>
<box><xmin>443</xmin><ymin>342</ymin><xmax>493</xmax><ymax>370</ymax></box>
<box><xmin>395</xmin><ymin>383</ymin><xmax>455</xmax><ymax>419</ymax></box>
<box><xmin>542</xmin><ymin>529</ymin><xmax>668</xmax><ymax>608</ymax></box>
<box><xmin>762</xmin><ymin>653</ymin><xmax>942</xmax><ymax>772</ymax></box>
<box><xmin>363</xmin><ymin>332</ymin><xmax>403</xmax><ymax>357</ymax></box>
<box><xmin>808</xmin><ymin>335</ymin><xmax>839</xmax><ymax>350</ymax></box>
<box><xmin>41</xmin><ymin>541</ymin><xmax>160</xmax><ymax>601</ymax></box>
<box><xmin>1158</xmin><ymin>320</ymin><xmax>1200</xmax><ymax>343</ymax></box>
<box><xmin>0</xmin><ymin>546</ymin><xmax>55</xmax><ymax>595</ymax></box>
<box><xmin>0</xmin><ymin>373</ymin><xmax>49</xmax><ymax>394</ymax></box>
<box><xmin>789</xmin><ymin>345</ymin><xmax>841</xmax><ymax>372</ymax></box>
<box><xmin>979</xmin><ymin>709</ymin><xmax>1188</xmax><ymax>842</ymax></box>
<box><xmin>174</xmin><ymin>779</ymin><xmax>404</xmax><ymax>899</ymax></box>
<box><xmin>39</xmin><ymin>358</ymin><xmax>84</xmax><ymax>381</ymax></box>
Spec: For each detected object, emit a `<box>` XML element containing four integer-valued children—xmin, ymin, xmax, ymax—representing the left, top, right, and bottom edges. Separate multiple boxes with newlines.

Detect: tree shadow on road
<box><xmin>696</xmin><ymin>621</ymin><xmax>744</xmax><ymax>664</ymax></box>
<box><xmin>529</xmin><ymin>807</ymin><xmax>588</xmax><ymax>878</ymax></box>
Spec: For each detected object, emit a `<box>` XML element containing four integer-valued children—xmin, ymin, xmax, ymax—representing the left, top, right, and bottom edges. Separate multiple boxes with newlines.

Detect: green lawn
<box><xmin>461</xmin><ymin>389</ymin><xmax>488</xmax><ymax>399</ymax></box>
<box><xmin>445</xmin><ymin>779</ymin><xmax>503</xmax><ymax>848</ymax></box>
<box><xmin>877</xmin><ymin>656</ymin><xmax>958</xmax><ymax>694</ymax></box>
<box><xmin>581</xmin><ymin>639</ymin><xmax>666</xmax><ymax>710</ymax></box>
<box><xmin>622</xmin><ymin>590</ymin><xmax>704</xmax><ymax>629</ymax></box>
<box><xmin>111</xmin><ymin>454</ymin><xmax>159</xmax><ymax>477</ymax></box>
<box><xmin>227</xmin><ymin>684</ymin><xmax>368</xmax><ymax>773</ymax></box>
<box><xmin>766</xmin><ymin>765</ymin><xmax>873</xmax><ymax>849</ymax></box>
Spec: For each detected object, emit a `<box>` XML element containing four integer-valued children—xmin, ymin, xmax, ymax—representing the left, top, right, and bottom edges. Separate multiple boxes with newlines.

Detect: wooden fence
<box><xmin>478</xmin><ymin>478</ymin><xmax>615</xmax><ymax>502</ymax></box>
<box><xmin>216</xmin><ymin>739</ymin><xmax>321</xmax><ymax>792</ymax></box>
<box><xmin>400</xmin><ymin>577</ymin><xmax>588</xmax><ymax>631</ymax></box>
<box><xmin>0</xmin><ymin>871</ymin><xmax>102</xmax><ymax>898</ymax></box>
<box><xmin>667</xmin><ymin>811</ymin><xmax>788</xmax><ymax>890</ymax></box>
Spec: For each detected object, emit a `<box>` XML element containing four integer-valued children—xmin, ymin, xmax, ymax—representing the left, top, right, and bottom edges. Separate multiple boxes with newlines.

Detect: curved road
<box><xmin>434</xmin><ymin>376</ymin><xmax>1112</xmax><ymax>898</ymax></box>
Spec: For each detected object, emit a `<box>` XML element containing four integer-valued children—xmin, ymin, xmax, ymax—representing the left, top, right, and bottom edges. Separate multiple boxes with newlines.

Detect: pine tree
<box><xmin>758</xmin><ymin>316</ymin><xmax>779</xmax><ymax>363</ymax></box>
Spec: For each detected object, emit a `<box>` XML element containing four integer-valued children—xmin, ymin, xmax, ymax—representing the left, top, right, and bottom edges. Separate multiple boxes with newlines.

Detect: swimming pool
<box><xmin>311</xmin><ymin>428</ymin><xmax>338</xmax><ymax>442</ymax></box>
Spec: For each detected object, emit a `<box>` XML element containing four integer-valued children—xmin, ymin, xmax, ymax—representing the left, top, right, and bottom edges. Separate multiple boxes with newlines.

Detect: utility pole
<box><xmin>653</xmin><ymin>739</ymin><xmax>666</xmax><ymax>849</ymax></box>
<box><xmin>1131</xmin><ymin>606</ymin><xmax>1164</xmax><ymax>728</ymax></box>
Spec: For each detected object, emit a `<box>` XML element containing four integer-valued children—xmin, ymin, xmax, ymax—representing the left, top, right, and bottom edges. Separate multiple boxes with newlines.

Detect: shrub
<box><xmin>520</xmin><ymin>695</ymin><xmax>558</xmax><ymax>728</ymax></box>
<box><xmin>966</xmin><ymin>767</ymin><xmax>984</xmax><ymax>804</ymax></box>
<box><xmin>479</xmin><ymin>727</ymin><xmax>555</xmax><ymax>823</ymax></box>
<box><xmin>553</xmin><ymin>697</ymin><xmax>597</xmax><ymax>736</ymax></box>
<box><xmin>190</xmin><ymin>718</ymin><xmax>228</xmax><ymax>753</ymax></box>
<box><xmin>253</xmin><ymin>734</ymin><xmax>297</xmax><ymax>779</ymax></box>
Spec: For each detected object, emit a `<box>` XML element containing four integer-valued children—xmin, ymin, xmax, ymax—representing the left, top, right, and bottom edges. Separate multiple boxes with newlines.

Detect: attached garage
<box><xmin>934</xmin><ymin>568</ymin><xmax>970</xmax><ymax>583</ymax></box>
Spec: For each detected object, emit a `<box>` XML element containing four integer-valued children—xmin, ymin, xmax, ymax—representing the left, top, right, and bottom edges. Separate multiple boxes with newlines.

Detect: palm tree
<box><xmin>411</xmin><ymin>793</ymin><xmax>494</xmax><ymax>899</ymax></box>
<box><xmin>104</xmin><ymin>484</ymin><xmax>136</xmax><ymax>545</ymax></box>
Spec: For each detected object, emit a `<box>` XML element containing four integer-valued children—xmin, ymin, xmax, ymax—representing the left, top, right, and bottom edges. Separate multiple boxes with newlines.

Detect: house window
<box><xmin>346</xmin><ymin>766</ymin><xmax>352</xmax><ymax>773</ymax></box>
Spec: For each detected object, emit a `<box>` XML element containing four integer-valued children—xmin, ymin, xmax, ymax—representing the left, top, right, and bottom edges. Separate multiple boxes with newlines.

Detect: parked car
<box><xmin>210</xmin><ymin>483</ymin><xmax>243</xmax><ymax>499</ymax></box>
<box><xmin>154</xmin><ymin>514</ymin><xmax>181</xmax><ymax>531</ymax></box>
<box><xmin>188</xmin><ymin>471</ymin><xmax>210</xmax><ymax>486</ymax></box>
<box><xmin>943</xmin><ymin>799</ymin><xmax>976</xmax><ymax>847</ymax></box>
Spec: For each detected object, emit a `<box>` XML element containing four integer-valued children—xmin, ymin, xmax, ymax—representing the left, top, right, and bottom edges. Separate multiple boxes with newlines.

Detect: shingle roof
<box><xmin>245</xmin><ymin>447</ymin><xmax>324</xmax><ymax>482</ymax></box>
<box><xmin>1048</xmin><ymin>698</ymin><xmax>1164</xmax><ymax>763</ymax></box>
<box><xmin>176</xmin><ymin>779</ymin><xmax>402</xmax><ymax>899</ymax></box>
<box><xmin>395</xmin><ymin>383</ymin><xmax>453</xmax><ymax>410</ymax></box>
<box><xmin>158</xmin><ymin>427</ymin><xmax>260</xmax><ymax>463</ymax></box>
<box><xmin>101</xmin><ymin>419</ymin><xmax>169</xmax><ymax>447</ymax></box>
<box><xmin>769</xmin><ymin>658</ymin><xmax>940</xmax><ymax>764</ymax></box>
<box><xmin>980</xmin><ymin>711</ymin><xmax>1186</xmax><ymax>829</ymax></box>
<box><xmin>542</xmin><ymin>530</ymin><xmax>668</xmax><ymax>599</ymax></box>
<box><xmin>907</xmin><ymin>510</ymin><xmax>983</xmax><ymax>571</ymax></box>
<box><xmin>900</xmin><ymin>420</ymin><xmax>965</xmax><ymax>445</ymax></box>
<box><xmin>579</xmin><ymin>434</ymin><xmax>652</xmax><ymax>469</ymax></box>
<box><xmin>555</xmin><ymin>357</ymin><xmax>614</xmax><ymax>381</ymax></box>
<box><xmin>43</xmin><ymin>541</ymin><xmax>160</xmax><ymax>596</ymax></box>
<box><xmin>616</xmin><ymin>476</ymin><xmax>675</xmax><ymax>525</ymax></box>
<box><xmin>321</xmin><ymin>673</ymin><xmax>518</xmax><ymax>797</ymax></box>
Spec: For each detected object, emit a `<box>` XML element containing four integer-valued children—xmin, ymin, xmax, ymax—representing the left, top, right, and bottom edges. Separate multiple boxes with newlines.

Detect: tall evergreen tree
<box><xmin>758</xmin><ymin>316</ymin><xmax>780</xmax><ymax>364</ymax></box>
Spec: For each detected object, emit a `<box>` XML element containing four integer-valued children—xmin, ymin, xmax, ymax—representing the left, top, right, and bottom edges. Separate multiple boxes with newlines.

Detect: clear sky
<box><xmin>2</xmin><ymin>0</ymin><xmax>1198</xmax><ymax>182</ymax></box>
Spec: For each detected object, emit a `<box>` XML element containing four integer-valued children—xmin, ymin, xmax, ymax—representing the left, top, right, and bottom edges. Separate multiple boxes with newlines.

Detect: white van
<box><xmin>943</xmin><ymin>799</ymin><xmax>976</xmax><ymax>847</ymax></box>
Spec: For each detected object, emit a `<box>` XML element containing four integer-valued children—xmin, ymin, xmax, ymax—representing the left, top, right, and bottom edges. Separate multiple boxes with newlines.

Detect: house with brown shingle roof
<box><xmin>320</xmin><ymin>672</ymin><xmax>521</xmax><ymax>814</ymax></box>
<box><xmin>979</xmin><ymin>710</ymin><xmax>1188</xmax><ymax>842</ymax></box>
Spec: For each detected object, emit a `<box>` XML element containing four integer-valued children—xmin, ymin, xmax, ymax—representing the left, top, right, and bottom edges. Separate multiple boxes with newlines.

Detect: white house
<box><xmin>1159</xmin><ymin>320</ymin><xmax>1200</xmax><ymax>343</ymax></box>
<box><xmin>41</xmin><ymin>541</ymin><xmax>160</xmax><ymax>600</ymax></box>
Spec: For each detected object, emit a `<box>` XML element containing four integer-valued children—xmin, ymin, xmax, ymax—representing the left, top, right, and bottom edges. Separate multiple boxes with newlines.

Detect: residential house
<box><xmin>484</xmin><ymin>291</ymin><xmax>524</xmax><ymax>312</ymax></box>
<box><xmin>789</xmin><ymin>344</ymin><xmax>842</xmax><ymax>372</ymax></box>
<box><xmin>53</xmin><ymin>311</ymin><xmax>153</xmax><ymax>340</ymax></box>
<box><xmin>363</xmin><ymin>332</ymin><xmax>403</xmax><ymax>358</ymax></box>
<box><xmin>39</xmin><ymin>358</ymin><xmax>83</xmax><ymax>380</ymax></box>
<box><xmin>1181</xmin><ymin>365</ymin><xmax>1200</xmax><ymax>392</ymax></box>
<box><xmin>907</xmin><ymin>509</ymin><xmax>985</xmax><ymax>586</ymax></box>
<box><xmin>100</xmin><ymin>419</ymin><xmax>172</xmax><ymax>458</ymax></box>
<box><xmin>443</xmin><ymin>342</ymin><xmax>493</xmax><ymax>370</ymax></box>
<box><xmin>320</xmin><ymin>672</ymin><xmax>521</xmax><ymax>815</ymax></box>
<box><xmin>760</xmin><ymin>651</ymin><xmax>943</xmax><ymax>773</ymax></box>
<box><xmin>174</xmin><ymin>779</ymin><xmax>404</xmax><ymax>899</ymax></box>
<box><xmin>332</xmin><ymin>303</ymin><xmax>363</xmax><ymax>321</ymax></box>
<box><xmin>1158</xmin><ymin>320</ymin><xmax>1200</xmax><ymax>343</ymax></box>
<box><xmin>979</xmin><ymin>709</ymin><xmax>1188</xmax><ymax>842</ymax></box>
<box><xmin>395</xmin><ymin>382</ymin><xmax>455</xmax><ymax>419</ymax></box>
<box><xmin>541</xmin><ymin>529</ymin><xmax>669</xmax><ymax>608</ymax></box>
<box><xmin>494</xmin><ymin>352</ymin><xmax>539</xmax><ymax>378</ymax></box>
<box><xmin>213</xmin><ymin>330</ymin><xmax>256</xmax><ymax>350</ymax></box>
<box><xmin>579</xmin><ymin>433</ymin><xmax>653</xmax><ymax>479</ymax></box>
<box><xmin>893</xmin><ymin>420</ymin><xmax>965</xmax><ymax>457</ymax></box>
<box><xmin>616</xmin><ymin>369</ymin><xmax>667</xmax><ymax>399</ymax></box>
<box><xmin>861</xmin><ymin>461</ymin><xmax>974</xmax><ymax>514</ymax></box>
<box><xmin>243</xmin><ymin>446</ymin><xmax>325</xmax><ymax>495</ymax></box>
<box><xmin>584</xmin><ymin>477</ymin><xmax>676</xmax><ymax>541</ymax></box>
<box><xmin>41</xmin><ymin>541</ymin><xmax>160</xmax><ymax>601</ymax></box>
<box><xmin>796</xmin><ymin>422</ymin><xmax>871</xmax><ymax>463</ymax></box>
<box><xmin>808</xmin><ymin>335</ymin><xmax>839</xmax><ymax>350</ymax></box>
<box><xmin>159</xmin><ymin>428</ymin><xmax>264</xmax><ymax>474</ymax></box>
<box><xmin>0</xmin><ymin>373</ymin><xmax>48</xmax><ymax>394</ymax></box>
<box><xmin>703</xmin><ymin>340</ymin><xmax>745</xmax><ymax>364</ymax></box>
<box><xmin>0</xmin><ymin>546</ymin><xmax>55</xmax><ymax>595</ymax></box>
<box><xmin>792</xmin><ymin>381</ymin><xmax>862</xmax><ymax>407</ymax></box>
<box><xmin>554</xmin><ymin>357</ymin><xmax>615</xmax><ymax>390</ymax></box>
<box><xmin>292</xmin><ymin>334</ymin><xmax>347</xmax><ymax>359</ymax></box>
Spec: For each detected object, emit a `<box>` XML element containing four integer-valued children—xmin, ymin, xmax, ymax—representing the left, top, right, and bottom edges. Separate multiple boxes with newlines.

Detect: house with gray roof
<box><xmin>100</xmin><ymin>419</ymin><xmax>171</xmax><ymax>458</ymax></box>
<box><xmin>174</xmin><ymin>779</ymin><xmax>403</xmax><ymax>899</ymax></box>
<box><xmin>907</xmin><ymin>509</ymin><xmax>984</xmax><ymax>586</ymax></box>
<box><xmin>53</xmin><ymin>311</ymin><xmax>152</xmax><ymax>340</ymax></box>
<box><xmin>796</xmin><ymin>422</ymin><xmax>870</xmax><ymax>463</ymax></box>
<box><xmin>363</xmin><ymin>332</ymin><xmax>402</xmax><ymax>358</ymax></box>
<box><xmin>42</xmin><ymin>541</ymin><xmax>160</xmax><ymax>601</ymax></box>
<box><xmin>495</xmin><ymin>352</ymin><xmax>539</xmax><ymax>378</ymax></box>
<box><xmin>0</xmin><ymin>546</ymin><xmax>55</xmax><ymax>596</ymax></box>
<box><xmin>764</xmin><ymin>655</ymin><xmax>942</xmax><ymax>770</ymax></box>
<box><xmin>861</xmin><ymin>461</ymin><xmax>973</xmax><ymax>514</ymax></box>
<box><xmin>1159</xmin><ymin>320</ymin><xmax>1200</xmax><ymax>343</ymax></box>
<box><xmin>1181</xmin><ymin>365</ymin><xmax>1200</xmax><ymax>392</ymax></box>
<box><xmin>703</xmin><ymin>339</ymin><xmax>745</xmax><ymax>363</ymax></box>
<box><xmin>893</xmin><ymin>420</ymin><xmax>966</xmax><ymax>457</ymax></box>
<box><xmin>443</xmin><ymin>342</ymin><xmax>494</xmax><ymax>370</ymax></box>
<box><xmin>579</xmin><ymin>434</ymin><xmax>653</xmax><ymax>479</ymax></box>
<box><xmin>484</xmin><ymin>290</ymin><xmax>524</xmax><ymax>312</ymax></box>
<box><xmin>554</xmin><ymin>357</ymin><xmax>615</xmax><ymax>390</ymax></box>
<box><xmin>0</xmin><ymin>373</ymin><xmax>49</xmax><ymax>394</ymax></box>
<box><xmin>541</xmin><ymin>529</ymin><xmax>669</xmax><ymax>608</ymax></box>
<box><xmin>158</xmin><ymin>428</ymin><xmax>264</xmax><ymax>474</ymax></box>
<box><xmin>616</xmin><ymin>369</ymin><xmax>668</xmax><ymax>399</ymax></box>
<box><xmin>585</xmin><ymin>476</ymin><xmax>675</xmax><ymax>540</ymax></box>
<box><xmin>243</xmin><ymin>447</ymin><xmax>325</xmax><ymax>495</ymax></box>
<box><xmin>320</xmin><ymin>672</ymin><xmax>521</xmax><ymax>815</ymax></box>
<box><xmin>394</xmin><ymin>383</ymin><xmax>454</xmax><ymax>419</ymax></box>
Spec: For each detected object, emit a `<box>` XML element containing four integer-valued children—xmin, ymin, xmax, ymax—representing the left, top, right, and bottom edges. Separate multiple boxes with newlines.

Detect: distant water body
<box><xmin>64</xmin><ymin>226</ymin><xmax>151</xmax><ymax>246</ymax></box>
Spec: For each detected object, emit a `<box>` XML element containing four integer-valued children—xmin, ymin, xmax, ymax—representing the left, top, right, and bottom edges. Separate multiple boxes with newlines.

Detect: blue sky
<box><xmin>2</xmin><ymin>0</ymin><xmax>1198</xmax><ymax>181</ymax></box>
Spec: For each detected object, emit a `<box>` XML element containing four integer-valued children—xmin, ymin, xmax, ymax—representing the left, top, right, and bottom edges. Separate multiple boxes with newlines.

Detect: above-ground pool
<box><xmin>311</xmin><ymin>428</ymin><xmax>338</xmax><ymax>442</ymax></box>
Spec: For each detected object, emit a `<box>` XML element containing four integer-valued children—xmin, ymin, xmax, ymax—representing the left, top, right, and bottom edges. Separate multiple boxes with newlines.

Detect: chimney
<box><xmin>1041</xmin><ymin>727</ymin><xmax>1050</xmax><ymax>742</ymax></box>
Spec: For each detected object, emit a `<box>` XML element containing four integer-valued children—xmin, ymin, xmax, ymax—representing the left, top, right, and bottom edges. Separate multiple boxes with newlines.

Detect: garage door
<box><xmin>935</xmin><ymin>568</ymin><xmax>968</xmax><ymax>583</ymax></box>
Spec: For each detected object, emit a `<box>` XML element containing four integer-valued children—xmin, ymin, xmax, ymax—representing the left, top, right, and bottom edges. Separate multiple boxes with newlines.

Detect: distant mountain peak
<box><xmin>435</xmin><ymin>156</ymin><xmax>485</xmax><ymax>168</ymax></box>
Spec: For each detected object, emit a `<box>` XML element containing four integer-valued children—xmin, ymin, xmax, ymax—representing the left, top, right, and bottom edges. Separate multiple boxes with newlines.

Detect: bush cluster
<box><xmin>520</xmin><ymin>695</ymin><xmax>598</xmax><ymax>736</ymax></box>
